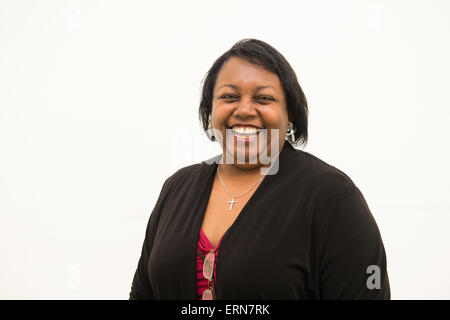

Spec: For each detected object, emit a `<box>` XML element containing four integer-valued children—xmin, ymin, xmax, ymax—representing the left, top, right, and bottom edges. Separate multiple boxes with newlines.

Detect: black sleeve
<box><xmin>317</xmin><ymin>185</ymin><xmax>391</xmax><ymax>299</ymax></box>
<box><xmin>129</xmin><ymin>178</ymin><xmax>172</xmax><ymax>300</ymax></box>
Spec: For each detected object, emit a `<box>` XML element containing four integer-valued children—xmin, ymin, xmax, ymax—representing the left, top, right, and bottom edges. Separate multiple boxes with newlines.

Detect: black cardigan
<box><xmin>129</xmin><ymin>142</ymin><xmax>390</xmax><ymax>299</ymax></box>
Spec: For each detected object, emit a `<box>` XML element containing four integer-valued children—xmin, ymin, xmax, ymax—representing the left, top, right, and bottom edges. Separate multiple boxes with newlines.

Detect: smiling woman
<box><xmin>211</xmin><ymin>57</ymin><xmax>290</xmax><ymax>169</ymax></box>
<box><xmin>129</xmin><ymin>39</ymin><xmax>390</xmax><ymax>300</ymax></box>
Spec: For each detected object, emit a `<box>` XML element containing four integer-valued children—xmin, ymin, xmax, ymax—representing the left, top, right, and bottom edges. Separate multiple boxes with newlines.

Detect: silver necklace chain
<box><xmin>216</xmin><ymin>165</ymin><xmax>265</xmax><ymax>211</ymax></box>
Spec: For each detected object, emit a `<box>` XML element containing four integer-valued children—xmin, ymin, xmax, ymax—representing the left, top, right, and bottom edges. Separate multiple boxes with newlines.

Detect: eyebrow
<box><xmin>217</xmin><ymin>84</ymin><xmax>276</xmax><ymax>91</ymax></box>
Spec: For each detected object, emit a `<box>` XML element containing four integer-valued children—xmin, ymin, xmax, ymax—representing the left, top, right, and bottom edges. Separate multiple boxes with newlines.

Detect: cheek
<box><xmin>260</xmin><ymin>108</ymin><xmax>287</xmax><ymax>127</ymax></box>
<box><xmin>212</xmin><ymin>103</ymin><xmax>234</xmax><ymax>124</ymax></box>
<box><xmin>211</xmin><ymin>109</ymin><xmax>226</xmax><ymax>129</ymax></box>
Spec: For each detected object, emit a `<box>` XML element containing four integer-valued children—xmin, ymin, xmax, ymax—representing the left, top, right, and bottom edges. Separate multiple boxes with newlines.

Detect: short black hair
<box><xmin>198</xmin><ymin>38</ymin><xmax>308</xmax><ymax>148</ymax></box>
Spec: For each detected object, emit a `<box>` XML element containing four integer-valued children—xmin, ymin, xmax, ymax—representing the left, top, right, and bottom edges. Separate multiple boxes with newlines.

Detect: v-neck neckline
<box><xmin>199</xmin><ymin>228</ymin><xmax>224</xmax><ymax>251</ymax></box>
<box><xmin>192</xmin><ymin>142</ymin><xmax>295</xmax><ymax>298</ymax></box>
<box><xmin>198</xmin><ymin>142</ymin><xmax>294</xmax><ymax>250</ymax></box>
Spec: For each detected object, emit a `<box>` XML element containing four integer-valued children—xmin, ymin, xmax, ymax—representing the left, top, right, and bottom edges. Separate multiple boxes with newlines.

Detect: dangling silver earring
<box><xmin>285</xmin><ymin>122</ymin><xmax>295</xmax><ymax>143</ymax></box>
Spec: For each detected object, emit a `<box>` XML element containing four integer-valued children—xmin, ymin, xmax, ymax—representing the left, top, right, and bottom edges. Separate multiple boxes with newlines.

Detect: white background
<box><xmin>1</xmin><ymin>0</ymin><xmax>449</xmax><ymax>299</ymax></box>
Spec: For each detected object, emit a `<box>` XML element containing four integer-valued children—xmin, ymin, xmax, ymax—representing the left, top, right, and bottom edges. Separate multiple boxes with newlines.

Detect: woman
<box><xmin>129</xmin><ymin>39</ymin><xmax>390</xmax><ymax>300</ymax></box>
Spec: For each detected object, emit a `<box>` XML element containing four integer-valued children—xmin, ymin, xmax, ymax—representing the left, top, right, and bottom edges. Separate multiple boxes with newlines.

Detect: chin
<box><xmin>231</xmin><ymin>162</ymin><xmax>263</xmax><ymax>171</ymax></box>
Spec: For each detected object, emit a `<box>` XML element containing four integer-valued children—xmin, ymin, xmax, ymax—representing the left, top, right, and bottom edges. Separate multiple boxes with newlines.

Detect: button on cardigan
<box><xmin>129</xmin><ymin>142</ymin><xmax>390</xmax><ymax>299</ymax></box>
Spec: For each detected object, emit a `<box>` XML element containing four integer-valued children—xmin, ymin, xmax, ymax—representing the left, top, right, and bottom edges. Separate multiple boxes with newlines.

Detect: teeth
<box><xmin>232</xmin><ymin>126</ymin><xmax>259</xmax><ymax>134</ymax></box>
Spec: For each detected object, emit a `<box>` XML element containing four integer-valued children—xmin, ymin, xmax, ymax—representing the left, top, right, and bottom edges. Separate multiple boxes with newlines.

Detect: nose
<box><xmin>233</xmin><ymin>95</ymin><xmax>257</xmax><ymax>119</ymax></box>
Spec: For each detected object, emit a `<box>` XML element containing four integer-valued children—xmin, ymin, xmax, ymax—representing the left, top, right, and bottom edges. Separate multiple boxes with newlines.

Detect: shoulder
<box><xmin>285</xmin><ymin>147</ymin><xmax>356</xmax><ymax>201</ymax></box>
<box><xmin>161</xmin><ymin>160</ymin><xmax>213</xmax><ymax>194</ymax></box>
<box><xmin>163</xmin><ymin>162</ymin><xmax>205</xmax><ymax>186</ymax></box>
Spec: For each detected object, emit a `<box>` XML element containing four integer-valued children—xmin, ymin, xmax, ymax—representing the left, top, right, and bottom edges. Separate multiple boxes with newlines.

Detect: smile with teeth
<box><xmin>229</xmin><ymin>126</ymin><xmax>262</xmax><ymax>140</ymax></box>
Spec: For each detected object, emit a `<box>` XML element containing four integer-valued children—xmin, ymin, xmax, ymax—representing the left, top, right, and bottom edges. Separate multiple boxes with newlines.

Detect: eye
<box><xmin>256</xmin><ymin>96</ymin><xmax>275</xmax><ymax>103</ymax></box>
<box><xmin>220</xmin><ymin>94</ymin><xmax>238</xmax><ymax>101</ymax></box>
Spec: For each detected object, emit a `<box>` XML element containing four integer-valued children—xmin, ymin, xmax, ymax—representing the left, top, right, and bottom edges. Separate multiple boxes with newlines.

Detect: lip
<box><xmin>234</xmin><ymin>135</ymin><xmax>257</xmax><ymax>143</ymax></box>
<box><xmin>227</xmin><ymin>126</ymin><xmax>261</xmax><ymax>138</ymax></box>
<box><xmin>232</xmin><ymin>132</ymin><xmax>258</xmax><ymax>143</ymax></box>
<box><xmin>227</xmin><ymin>127</ymin><xmax>261</xmax><ymax>143</ymax></box>
<box><xmin>227</xmin><ymin>123</ymin><xmax>264</xmax><ymax>129</ymax></box>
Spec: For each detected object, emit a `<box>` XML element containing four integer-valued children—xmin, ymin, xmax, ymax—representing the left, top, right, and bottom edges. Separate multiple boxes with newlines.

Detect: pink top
<box><xmin>196</xmin><ymin>228</ymin><xmax>224</xmax><ymax>300</ymax></box>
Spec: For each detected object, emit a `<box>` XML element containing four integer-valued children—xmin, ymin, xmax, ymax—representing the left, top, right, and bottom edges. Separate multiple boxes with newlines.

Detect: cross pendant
<box><xmin>228</xmin><ymin>197</ymin><xmax>237</xmax><ymax>211</ymax></box>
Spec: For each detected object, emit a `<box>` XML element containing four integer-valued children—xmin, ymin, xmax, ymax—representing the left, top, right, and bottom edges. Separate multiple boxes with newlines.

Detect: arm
<box><xmin>129</xmin><ymin>178</ymin><xmax>172</xmax><ymax>300</ymax></box>
<box><xmin>317</xmin><ymin>185</ymin><xmax>391</xmax><ymax>299</ymax></box>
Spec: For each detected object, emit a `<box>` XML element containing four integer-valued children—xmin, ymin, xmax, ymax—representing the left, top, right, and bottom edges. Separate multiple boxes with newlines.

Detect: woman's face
<box><xmin>211</xmin><ymin>56</ymin><xmax>290</xmax><ymax>170</ymax></box>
